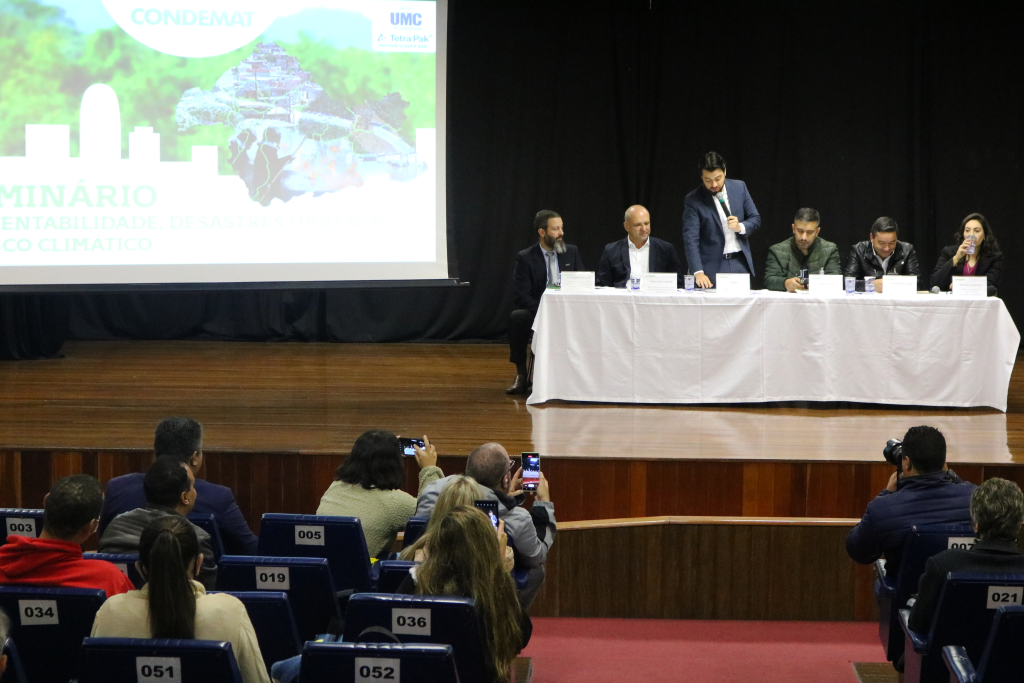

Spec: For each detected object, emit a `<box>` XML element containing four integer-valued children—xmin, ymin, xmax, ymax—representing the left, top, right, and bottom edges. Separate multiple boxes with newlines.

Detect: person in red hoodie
<box><xmin>0</xmin><ymin>474</ymin><xmax>133</xmax><ymax>597</ymax></box>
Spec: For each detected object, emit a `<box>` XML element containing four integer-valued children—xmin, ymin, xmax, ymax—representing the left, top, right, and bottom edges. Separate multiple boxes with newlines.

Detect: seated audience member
<box><xmin>100</xmin><ymin>417</ymin><xmax>259</xmax><ymax>555</ymax></box>
<box><xmin>317</xmin><ymin>429</ymin><xmax>443</xmax><ymax>559</ymax></box>
<box><xmin>931</xmin><ymin>212</ymin><xmax>1004</xmax><ymax>296</ymax></box>
<box><xmin>596</xmin><ymin>205</ymin><xmax>682</xmax><ymax>288</ymax></box>
<box><xmin>0</xmin><ymin>474</ymin><xmax>134</xmax><ymax>597</ymax></box>
<box><xmin>401</xmin><ymin>475</ymin><xmax>514</xmax><ymax>571</ymax></box>
<box><xmin>843</xmin><ymin>216</ymin><xmax>921</xmax><ymax>292</ymax></box>
<box><xmin>416</xmin><ymin>443</ymin><xmax>555</xmax><ymax>609</ymax></box>
<box><xmin>0</xmin><ymin>608</ymin><xmax>8</xmax><ymax>677</ymax></box>
<box><xmin>909</xmin><ymin>478</ymin><xmax>1024</xmax><ymax>632</ymax></box>
<box><xmin>92</xmin><ymin>517</ymin><xmax>270</xmax><ymax>683</ymax></box>
<box><xmin>763</xmin><ymin>208</ymin><xmax>841</xmax><ymax>291</ymax></box>
<box><xmin>846</xmin><ymin>426</ymin><xmax>975</xmax><ymax>580</ymax></box>
<box><xmin>100</xmin><ymin>458</ymin><xmax>218</xmax><ymax>589</ymax></box>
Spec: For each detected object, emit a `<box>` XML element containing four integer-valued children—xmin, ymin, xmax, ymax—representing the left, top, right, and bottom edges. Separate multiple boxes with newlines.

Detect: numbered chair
<box><xmin>77</xmin><ymin>637</ymin><xmax>242</xmax><ymax>683</ymax></box>
<box><xmin>216</xmin><ymin>555</ymin><xmax>342</xmax><ymax>642</ymax></box>
<box><xmin>875</xmin><ymin>523</ymin><xmax>975</xmax><ymax>663</ymax></box>
<box><xmin>2</xmin><ymin>638</ymin><xmax>29</xmax><ymax>683</ymax></box>
<box><xmin>83</xmin><ymin>552</ymin><xmax>145</xmax><ymax>589</ymax></box>
<box><xmin>376</xmin><ymin>560</ymin><xmax>418</xmax><ymax>593</ymax></box>
<box><xmin>0</xmin><ymin>509</ymin><xmax>44</xmax><ymax>544</ymax></box>
<box><xmin>344</xmin><ymin>593</ymin><xmax>486</xmax><ymax>682</ymax></box>
<box><xmin>899</xmin><ymin>572</ymin><xmax>1024</xmax><ymax>683</ymax></box>
<box><xmin>942</xmin><ymin>605</ymin><xmax>1024</xmax><ymax>683</ymax></box>
<box><xmin>403</xmin><ymin>517</ymin><xmax>429</xmax><ymax>548</ymax></box>
<box><xmin>188</xmin><ymin>513</ymin><xmax>227</xmax><ymax>561</ymax></box>
<box><xmin>217</xmin><ymin>591</ymin><xmax>302</xmax><ymax>672</ymax></box>
<box><xmin>257</xmin><ymin>514</ymin><xmax>375</xmax><ymax>593</ymax></box>
<box><xmin>0</xmin><ymin>585</ymin><xmax>105</xmax><ymax>683</ymax></box>
<box><xmin>300</xmin><ymin>641</ymin><xmax>459</xmax><ymax>683</ymax></box>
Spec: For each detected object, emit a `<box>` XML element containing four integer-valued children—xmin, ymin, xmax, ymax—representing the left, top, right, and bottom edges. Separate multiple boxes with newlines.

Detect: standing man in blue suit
<box><xmin>682</xmin><ymin>151</ymin><xmax>762</xmax><ymax>288</ymax></box>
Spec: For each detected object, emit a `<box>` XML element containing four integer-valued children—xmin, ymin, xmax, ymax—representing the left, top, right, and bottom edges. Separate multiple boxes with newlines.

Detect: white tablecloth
<box><xmin>528</xmin><ymin>289</ymin><xmax>1021</xmax><ymax>411</ymax></box>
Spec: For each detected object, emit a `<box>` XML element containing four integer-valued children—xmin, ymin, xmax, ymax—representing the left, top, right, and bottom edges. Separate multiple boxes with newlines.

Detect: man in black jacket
<box><xmin>507</xmin><ymin>210</ymin><xmax>585</xmax><ymax>395</ymax></box>
<box><xmin>597</xmin><ymin>205</ymin><xmax>682</xmax><ymax>288</ymax></box>
<box><xmin>908</xmin><ymin>477</ymin><xmax>1024</xmax><ymax>632</ymax></box>
<box><xmin>843</xmin><ymin>216</ymin><xmax>921</xmax><ymax>292</ymax></box>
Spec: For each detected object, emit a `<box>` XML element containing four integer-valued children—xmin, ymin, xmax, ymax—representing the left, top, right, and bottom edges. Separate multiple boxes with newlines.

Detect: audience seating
<box><xmin>344</xmin><ymin>593</ymin><xmax>487</xmax><ymax>682</ymax></box>
<box><xmin>0</xmin><ymin>585</ymin><xmax>105</xmax><ymax>683</ymax></box>
<box><xmin>216</xmin><ymin>555</ymin><xmax>342</xmax><ymax>642</ymax></box>
<box><xmin>942</xmin><ymin>605</ymin><xmax>1024</xmax><ymax>683</ymax></box>
<box><xmin>0</xmin><ymin>509</ymin><xmax>44</xmax><ymax>544</ymax></box>
<box><xmin>188</xmin><ymin>512</ymin><xmax>227</xmax><ymax>561</ymax></box>
<box><xmin>403</xmin><ymin>516</ymin><xmax>428</xmax><ymax>548</ymax></box>
<box><xmin>376</xmin><ymin>560</ymin><xmax>418</xmax><ymax>593</ymax></box>
<box><xmin>216</xmin><ymin>590</ymin><xmax>302</xmax><ymax>672</ymax></box>
<box><xmin>77</xmin><ymin>637</ymin><xmax>242</xmax><ymax>683</ymax></box>
<box><xmin>2</xmin><ymin>638</ymin><xmax>29</xmax><ymax>683</ymax></box>
<box><xmin>299</xmin><ymin>641</ymin><xmax>459</xmax><ymax>683</ymax></box>
<box><xmin>82</xmin><ymin>552</ymin><xmax>145</xmax><ymax>589</ymax></box>
<box><xmin>899</xmin><ymin>572</ymin><xmax>1024</xmax><ymax>683</ymax></box>
<box><xmin>875</xmin><ymin>523</ymin><xmax>975</xmax><ymax>662</ymax></box>
<box><xmin>257</xmin><ymin>513</ymin><xmax>375</xmax><ymax>592</ymax></box>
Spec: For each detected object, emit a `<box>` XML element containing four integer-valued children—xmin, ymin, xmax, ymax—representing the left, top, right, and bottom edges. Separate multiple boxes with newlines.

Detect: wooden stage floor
<box><xmin>0</xmin><ymin>340</ymin><xmax>1020</xmax><ymax>464</ymax></box>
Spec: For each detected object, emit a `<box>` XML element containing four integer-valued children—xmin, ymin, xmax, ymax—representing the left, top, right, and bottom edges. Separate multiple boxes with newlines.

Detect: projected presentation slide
<box><xmin>0</xmin><ymin>0</ymin><xmax>446</xmax><ymax>287</ymax></box>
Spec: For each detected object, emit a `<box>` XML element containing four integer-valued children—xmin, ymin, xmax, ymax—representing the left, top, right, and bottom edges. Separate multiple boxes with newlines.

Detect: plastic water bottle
<box><xmin>845</xmin><ymin>277</ymin><xmax>855</xmax><ymax>294</ymax></box>
<box><xmin>629</xmin><ymin>277</ymin><xmax>641</xmax><ymax>292</ymax></box>
<box><xmin>684</xmin><ymin>275</ymin><xmax>694</xmax><ymax>291</ymax></box>
<box><xmin>966</xmin><ymin>235</ymin><xmax>976</xmax><ymax>255</ymax></box>
<box><xmin>864</xmin><ymin>276</ymin><xmax>876</xmax><ymax>293</ymax></box>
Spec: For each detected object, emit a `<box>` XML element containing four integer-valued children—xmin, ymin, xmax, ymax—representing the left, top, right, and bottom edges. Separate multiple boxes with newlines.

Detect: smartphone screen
<box><xmin>474</xmin><ymin>500</ymin><xmax>499</xmax><ymax>529</ymax></box>
<box><xmin>398</xmin><ymin>437</ymin><xmax>425</xmax><ymax>456</ymax></box>
<box><xmin>521</xmin><ymin>452</ymin><xmax>540</xmax><ymax>492</ymax></box>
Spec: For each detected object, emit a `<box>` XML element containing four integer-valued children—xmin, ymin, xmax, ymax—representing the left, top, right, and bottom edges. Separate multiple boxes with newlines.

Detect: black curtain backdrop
<box><xmin>2</xmin><ymin>0</ymin><xmax>1022</xmax><ymax>357</ymax></box>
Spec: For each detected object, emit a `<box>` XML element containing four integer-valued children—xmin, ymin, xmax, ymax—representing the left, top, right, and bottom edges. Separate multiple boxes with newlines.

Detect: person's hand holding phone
<box><xmin>496</xmin><ymin>518</ymin><xmax>507</xmax><ymax>561</ymax></box>
<box><xmin>535</xmin><ymin>472</ymin><xmax>551</xmax><ymax>502</ymax></box>
<box><xmin>508</xmin><ymin>465</ymin><xmax>524</xmax><ymax>497</ymax></box>
<box><xmin>413</xmin><ymin>435</ymin><xmax>437</xmax><ymax>469</ymax></box>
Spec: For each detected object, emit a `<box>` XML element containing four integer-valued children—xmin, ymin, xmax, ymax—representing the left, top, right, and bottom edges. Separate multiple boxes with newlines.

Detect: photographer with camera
<box><xmin>846</xmin><ymin>426</ymin><xmax>975</xmax><ymax>580</ymax></box>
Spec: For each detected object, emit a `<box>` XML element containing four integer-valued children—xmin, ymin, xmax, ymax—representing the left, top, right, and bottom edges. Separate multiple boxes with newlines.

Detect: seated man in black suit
<box><xmin>507</xmin><ymin>210</ymin><xmax>585</xmax><ymax>395</ymax></box>
<box><xmin>908</xmin><ymin>477</ymin><xmax>1024</xmax><ymax>632</ymax></box>
<box><xmin>597</xmin><ymin>205</ymin><xmax>682</xmax><ymax>288</ymax></box>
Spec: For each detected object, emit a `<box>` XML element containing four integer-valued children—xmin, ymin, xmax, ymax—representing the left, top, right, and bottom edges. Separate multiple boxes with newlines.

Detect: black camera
<box><xmin>883</xmin><ymin>438</ymin><xmax>903</xmax><ymax>472</ymax></box>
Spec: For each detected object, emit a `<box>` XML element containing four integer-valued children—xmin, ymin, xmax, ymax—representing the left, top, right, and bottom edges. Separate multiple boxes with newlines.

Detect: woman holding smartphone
<box><xmin>931</xmin><ymin>213</ymin><xmax>1004</xmax><ymax>296</ymax></box>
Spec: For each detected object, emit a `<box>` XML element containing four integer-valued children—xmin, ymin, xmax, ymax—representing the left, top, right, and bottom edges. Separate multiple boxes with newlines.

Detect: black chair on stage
<box><xmin>82</xmin><ymin>552</ymin><xmax>145</xmax><ymax>589</ymax></box>
<box><xmin>299</xmin><ymin>641</ymin><xmax>459</xmax><ymax>683</ymax></box>
<box><xmin>257</xmin><ymin>514</ymin><xmax>376</xmax><ymax>593</ymax></box>
<box><xmin>216</xmin><ymin>590</ymin><xmax>302</xmax><ymax>672</ymax></box>
<box><xmin>875</xmin><ymin>523</ymin><xmax>975</xmax><ymax>663</ymax></box>
<box><xmin>403</xmin><ymin>516</ymin><xmax>428</xmax><ymax>548</ymax></box>
<box><xmin>188</xmin><ymin>512</ymin><xmax>227</xmax><ymax>561</ymax></box>
<box><xmin>0</xmin><ymin>510</ymin><xmax>44</xmax><ymax>544</ymax></box>
<box><xmin>943</xmin><ymin>604</ymin><xmax>1024</xmax><ymax>683</ymax></box>
<box><xmin>77</xmin><ymin>637</ymin><xmax>242</xmax><ymax>683</ymax></box>
<box><xmin>899</xmin><ymin>572</ymin><xmax>1024</xmax><ymax>683</ymax></box>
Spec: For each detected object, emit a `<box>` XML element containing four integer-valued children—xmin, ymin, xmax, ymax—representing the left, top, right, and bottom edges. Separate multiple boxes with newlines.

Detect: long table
<box><xmin>528</xmin><ymin>289</ymin><xmax>1021</xmax><ymax>411</ymax></box>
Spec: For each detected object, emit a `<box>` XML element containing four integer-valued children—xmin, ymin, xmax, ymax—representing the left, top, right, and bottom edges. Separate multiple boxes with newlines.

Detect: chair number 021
<box><xmin>986</xmin><ymin>586</ymin><xmax>1023</xmax><ymax>609</ymax></box>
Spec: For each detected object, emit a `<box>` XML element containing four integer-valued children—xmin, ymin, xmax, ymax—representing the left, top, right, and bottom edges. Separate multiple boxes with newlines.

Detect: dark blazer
<box><xmin>99</xmin><ymin>472</ymin><xmax>259</xmax><ymax>555</ymax></box>
<box><xmin>931</xmin><ymin>245</ymin><xmax>1004</xmax><ymax>296</ymax></box>
<box><xmin>596</xmin><ymin>236</ymin><xmax>682</xmax><ymax>288</ymax></box>
<box><xmin>513</xmin><ymin>243</ymin><xmax>585</xmax><ymax>315</ymax></box>
<box><xmin>908</xmin><ymin>539</ymin><xmax>1024</xmax><ymax>632</ymax></box>
<box><xmin>681</xmin><ymin>178</ymin><xmax>761</xmax><ymax>285</ymax></box>
<box><xmin>843</xmin><ymin>240</ymin><xmax>921</xmax><ymax>279</ymax></box>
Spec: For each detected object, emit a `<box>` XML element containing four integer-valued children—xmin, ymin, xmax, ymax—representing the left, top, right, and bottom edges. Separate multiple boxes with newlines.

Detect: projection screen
<box><xmin>0</xmin><ymin>0</ymin><xmax>448</xmax><ymax>288</ymax></box>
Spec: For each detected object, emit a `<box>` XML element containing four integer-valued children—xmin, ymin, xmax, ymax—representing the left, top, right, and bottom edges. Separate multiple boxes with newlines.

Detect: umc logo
<box><xmin>390</xmin><ymin>12</ymin><xmax>423</xmax><ymax>26</ymax></box>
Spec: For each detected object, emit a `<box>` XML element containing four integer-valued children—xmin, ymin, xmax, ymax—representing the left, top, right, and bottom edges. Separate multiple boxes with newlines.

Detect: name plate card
<box><xmin>882</xmin><ymin>274</ymin><xmax>918</xmax><ymax>297</ymax></box>
<box><xmin>559</xmin><ymin>271</ymin><xmax>596</xmax><ymax>291</ymax></box>
<box><xmin>644</xmin><ymin>273</ymin><xmax>678</xmax><ymax>293</ymax></box>
<box><xmin>952</xmin><ymin>276</ymin><xmax>988</xmax><ymax>298</ymax></box>
<box><xmin>715</xmin><ymin>273</ymin><xmax>750</xmax><ymax>296</ymax></box>
<box><xmin>808</xmin><ymin>274</ymin><xmax>843</xmax><ymax>295</ymax></box>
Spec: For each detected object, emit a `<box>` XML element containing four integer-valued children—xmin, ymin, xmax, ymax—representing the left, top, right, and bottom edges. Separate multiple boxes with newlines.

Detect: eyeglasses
<box><xmin>506</xmin><ymin>460</ymin><xmax>516</xmax><ymax>472</ymax></box>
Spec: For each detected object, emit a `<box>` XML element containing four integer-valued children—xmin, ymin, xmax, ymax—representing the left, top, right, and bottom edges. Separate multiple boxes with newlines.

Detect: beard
<box><xmin>553</xmin><ymin>238</ymin><xmax>567</xmax><ymax>254</ymax></box>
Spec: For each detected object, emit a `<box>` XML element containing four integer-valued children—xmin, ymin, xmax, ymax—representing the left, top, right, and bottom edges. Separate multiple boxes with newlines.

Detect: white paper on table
<box><xmin>644</xmin><ymin>273</ymin><xmax>678</xmax><ymax>292</ymax></box>
<box><xmin>952</xmin><ymin>276</ymin><xmax>987</xmax><ymax>298</ymax></box>
<box><xmin>808</xmin><ymin>274</ymin><xmax>843</xmax><ymax>295</ymax></box>
<box><xmin>559</xmin><ymin>271</ymin><xmax>596</xmax><ymax>291</ymax></box>
<box><xmin>881</xmin><ymin>274</ymin><xmax>919</xmax><ymax>297</ymax></box>
<box><xmin>716</xmin><ymin>273</ymin><xmax>750</xmax><ymax>295</ymax></box>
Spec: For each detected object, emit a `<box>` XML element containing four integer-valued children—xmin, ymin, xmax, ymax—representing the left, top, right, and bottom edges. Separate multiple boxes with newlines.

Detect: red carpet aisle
<box><xmin>523</xmin><ymin>618</ymin><xmax>886</xmax><ymax>683</ymax></box>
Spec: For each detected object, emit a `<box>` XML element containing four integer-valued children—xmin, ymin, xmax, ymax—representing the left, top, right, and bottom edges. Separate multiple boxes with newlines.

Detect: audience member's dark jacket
<box><xmin>100</xmin><ymin>472</ymin><xmax>258</xmax><ymax>555</ymax></box>
<box><xmin>99</xmin><ymin>505</ymin><xmax>218</xmax><ymax>590</ymax></box>
<box><xmin>763</xmin><ymin>236</ymin><xmax>841</xmax><ymax>291</ymax></box>
<box><xmin>843</xmin><ymin>240</ymin><xmax>921</xmax><ymax>280</ymax></box>
<box><xmin>930</xmin><ymin>245</ymin><xmax>1004</xmax><ymax>297</ymax></box>
<box><xmin>513</xmin><ymin>243</ymin><xmax>585</xmax><ymax>315</ymax></box>
<box><xmin>846</xmin><ymin>470</ymin><xmax>975</xmax><ymax>580</ymax></box>
<box><xmin>596</xmin><ymin>237</ymin><xmax>682</xmax><ymax>288</ymax></box>
<box><xmin>908</xmin><ymin>539</ymin><xmax>1024</xmax><ymax>632</ymax></box>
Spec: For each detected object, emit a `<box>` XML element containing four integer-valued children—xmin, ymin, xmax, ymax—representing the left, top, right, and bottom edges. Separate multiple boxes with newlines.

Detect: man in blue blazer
<box><xmin>597</xmin><ymin>205</ymin><xmax>682</xmax><ymax>287</ymax></box>
<box><xmin>99</xmin><ymin>417</ymin><xmax>259</xmax><ymax>555</ymax></box>
<box><xmin>682</xmin><ymin>151</ymin><xmax>762</xmax><ymax>288</ymax></box>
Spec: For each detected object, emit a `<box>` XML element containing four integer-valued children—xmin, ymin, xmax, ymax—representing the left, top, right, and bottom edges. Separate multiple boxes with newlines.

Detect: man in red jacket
<box><xmin>0</xmin><ymin>474</ymin><xmax>134</xmax><ymax>597</ymax></box>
